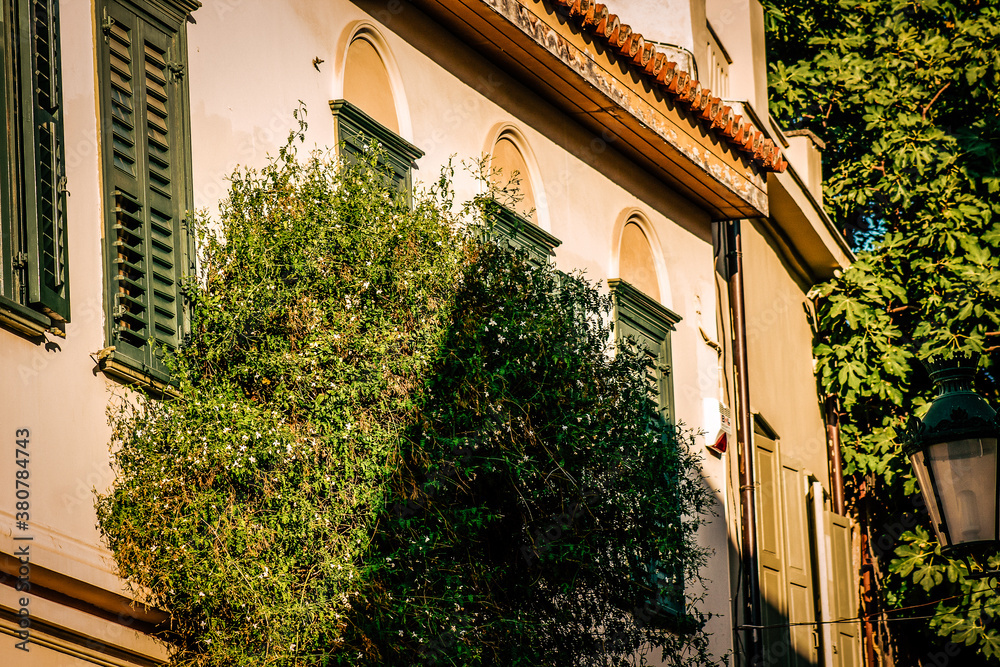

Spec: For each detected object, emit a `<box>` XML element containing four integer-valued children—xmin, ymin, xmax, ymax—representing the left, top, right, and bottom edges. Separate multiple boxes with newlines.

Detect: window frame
<box><xmin>482</xmin><ymin>203</ymin><xmax>560</xmax><ymax>268</ymax></box>
<box><xmin>608</xmin><ymin>277</ymin><xmax>686</xmax><ymax>621</ymax></box>
<box><xmin>330</xmin><ymin>98</ymin><xmax>423</xmax><ymax>202</ymax></box>
<box><xmin>95</xmin><ymin>0</ymin><xmax>198</xmax><ymax>386</ymax></box>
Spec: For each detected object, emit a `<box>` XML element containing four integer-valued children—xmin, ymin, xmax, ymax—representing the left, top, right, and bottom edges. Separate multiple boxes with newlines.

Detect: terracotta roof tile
<box><xmin>552</xmin><ymin>0</ymin><xmax>787</xmax><ymax>173</ymax></box>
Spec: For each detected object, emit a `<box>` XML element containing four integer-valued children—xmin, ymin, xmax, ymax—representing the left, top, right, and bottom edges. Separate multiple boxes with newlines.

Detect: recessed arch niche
<box><xmin>484</xmin><ymin>124</ymin><xmax>549</xmax><ymax>228</ymax></box>
<box><xmin>344</xmin><ymin>37</ymin><xmax>398</xmax><ymax>132</ymax></box>
<box><xmin>620</xmin><ymin>221</ymin><xmax>660</xmax><ymax>301</ymax></box>
<box><xmin>610</xmin><ymin>209</ymin><xmax>670</xmax><ymax>306</ymax></box>
<box><xmin>335</xmin><ymin>22</ymin><xmax>413</xmax><ymax>140</ymax></box>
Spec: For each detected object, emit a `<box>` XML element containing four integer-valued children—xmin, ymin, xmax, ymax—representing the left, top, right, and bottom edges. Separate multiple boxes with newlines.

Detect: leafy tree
<box><xmin>764</xmin><ymin>0</ymin><xmax>1000</xmax><ymax>660</ymax></box>
<box><xmin>97</xmin><ymin>121</ymin><xmax>721</xmax><ymax>666</ymax></box>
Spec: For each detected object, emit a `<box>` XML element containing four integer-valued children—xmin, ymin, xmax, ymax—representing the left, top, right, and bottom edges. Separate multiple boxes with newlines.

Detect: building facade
<box><xmin>0</xmin><ymin>0</ymin><xmax>858</xmax><ymax>664</ymax></box>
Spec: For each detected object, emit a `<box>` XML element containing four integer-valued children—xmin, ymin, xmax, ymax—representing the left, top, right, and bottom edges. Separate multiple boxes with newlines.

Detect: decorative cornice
<box><xmin>162</xmin><ymin>0</ymin><xmax>201</xmax><ymax>15</ymax></box>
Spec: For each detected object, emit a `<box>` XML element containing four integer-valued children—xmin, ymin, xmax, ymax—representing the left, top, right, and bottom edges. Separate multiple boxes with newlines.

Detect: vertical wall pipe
<box><xmin>825</xmin><ymin>395</ymin><xmax>846</xmax><ymax>515</ymax></box>
<box><xmin>726</xmin><ymin>219</ymin><xmax>762</xmax><ymax>666</ymax></box>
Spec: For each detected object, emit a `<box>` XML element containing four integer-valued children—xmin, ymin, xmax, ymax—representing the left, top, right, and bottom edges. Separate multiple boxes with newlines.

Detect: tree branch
<box><xmin>921</xmin><ymin>82</ymin><xmax>951</xmax><ymax>119</ymax></box>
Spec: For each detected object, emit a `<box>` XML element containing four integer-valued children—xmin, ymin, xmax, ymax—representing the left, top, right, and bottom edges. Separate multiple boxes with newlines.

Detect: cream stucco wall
<box><xmin>741</xmin><ymin>220</ymin><xmax>830</xmax><ymax>484</ymax></box>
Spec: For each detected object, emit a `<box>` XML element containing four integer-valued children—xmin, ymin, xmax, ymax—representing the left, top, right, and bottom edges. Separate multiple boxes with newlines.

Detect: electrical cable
<box><xmin>737</xmin><ymin>590</ymin><xmax>1000</xmax><ymax>630</ymax></box>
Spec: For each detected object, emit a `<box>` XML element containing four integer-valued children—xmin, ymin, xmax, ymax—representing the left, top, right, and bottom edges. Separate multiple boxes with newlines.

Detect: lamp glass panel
<box><xmin>923</xmin><ymin>437</ymin><xmax>998</xmax><ymax>545</ymax></box>
<box><xmin>910</xmin><ymin>450</ymin><xmax>949</xmax><ymax>545</ymax></box>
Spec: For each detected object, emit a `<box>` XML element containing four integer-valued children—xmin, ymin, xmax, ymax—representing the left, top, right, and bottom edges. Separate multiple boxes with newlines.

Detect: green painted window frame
<box><xmin>609</xmin><ymin>278</ymin><xmax>686</xmax><ymax>621</ymax></box>
<box><xmin>330</xmin><ymin>99</ymin><xmax>423</xmax><ymax>203</ymax></box>
<box><xmin>96</xmin><ymin>0</ymin><xmax>198</xmax><ymax>386</ymax></box>
<box><xmin>609</xmin><ymin>278</ymin><xmax>680</xmax><ymax>423</ymax></box>
<box><xmin>0</xmin><ymin>0</ymin><xmax>70</xmax><ymax>337</ymax></box>
<box><xmin>481</xmin><ymin>203</ymin><xmax>561</xmax><ymax>268</ymax></box>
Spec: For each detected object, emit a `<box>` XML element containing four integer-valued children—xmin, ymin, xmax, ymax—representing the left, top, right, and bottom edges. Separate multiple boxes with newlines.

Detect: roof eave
<box><xmin>412</xmin><ymin>0</ymin><xmax>778</xmax><ymax>219</ymax></box>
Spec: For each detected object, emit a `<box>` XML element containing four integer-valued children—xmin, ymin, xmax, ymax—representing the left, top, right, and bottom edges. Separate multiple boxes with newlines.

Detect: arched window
<box><xmin>609</xmin><ymin>213</ymin><xmax>684</xmax><ymax>620</ymax></box>
<box><xmin>332</xmin><ymin>27</ymin><xmax>421</xmax><ymax>197</ymax></box>
<box><xmin>484</xmin><ymin>128</ymin><xmax>558</xmax><ymax>266</ymax></box>
<box><xmin>610</xmin><ymin>214</ymin><xmax>680</xmax><ymax>422</ymax></box>
<box><xmin>489</xmin><ymin>135</ymin><xmax>537</xmax><ymax>224</ymax></box>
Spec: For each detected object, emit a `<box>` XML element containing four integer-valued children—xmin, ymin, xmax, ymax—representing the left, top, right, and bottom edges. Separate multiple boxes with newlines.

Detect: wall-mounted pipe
<box><xmin>825</xmin><ymin>395</ymin><xmax>846</xmax><ymax>515</ymax></box>
<box><xmin>726</xmin><ymin>219</ymin><xmax>762</xmax><ymax>666</ymax></box>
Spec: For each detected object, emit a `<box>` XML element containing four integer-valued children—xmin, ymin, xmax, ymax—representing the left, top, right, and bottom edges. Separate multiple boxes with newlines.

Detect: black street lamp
<box><xmin>905</xmin><ymin>355</ymin><xmax>1000</xmax><ymax>552</ymax></box>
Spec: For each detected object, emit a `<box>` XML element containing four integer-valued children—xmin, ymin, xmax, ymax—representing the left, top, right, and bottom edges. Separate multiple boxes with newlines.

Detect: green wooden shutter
<box><xmin>100</xmin><ymin>0</ymin><xmax>191</xmax><ymax>380</ymax></box>
<box><xmin>609</xmin><ymin>279</ymin><xmax>683</xmax><ymax>617</ymax></box>
<box><xmin>105</xmin><ymin>7</ymin><xmax>150</xmax><ymax>361</ymax></box>
<box><xmin>22</xmin><ymin>0</ymin><xmax>70</xmax><ymax>321</ymax></box>
<box><xmin>755</xmin><ymin>432</ymin><xmax>791</xmax><ymax>664</ymax></box>
<box><xmin>609</xmin><ymin>279</ymin><xmax>680</xmax><ymax>424</ymax></box>
<box><xmin>829</xmin><ymin>513</ymin><xmax>862</xmax><ymax>667</ymax></box>
<box><xmin>0</xmin><ymin>1</ymin><xmax>14</xmax><ymax>310</ymax></box>
<box><xmin>141</xmin><ymin>27</ymin><xmax>184</xmax><ymax>351</ymax></box>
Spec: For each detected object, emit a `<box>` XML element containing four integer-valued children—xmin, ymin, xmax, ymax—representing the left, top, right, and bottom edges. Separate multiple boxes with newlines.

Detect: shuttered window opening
<box><xmin>330</xmin><ymin>99</ymin><xmax>423</xmax><ymax>202</ymax></box>
<box><xmin>756</xmin><ymin>424</ymin><xmax>864</xmax><ymax>667</ymax></box>
<box><xmin>0</xmin><ymin>0</ymin><xmax>70</xmax><ymax>336</ymax></box>
<box><xmin>608</xmin><ymin>279</ymin><xmax>680</xmax><ymax>424</ymax></box>
<box><xmin>608</xmin><ymin>278</ymin><xmax>684</xmax><ymax>618</ymax></box>
<box><xmin>98</xmin><ymin>0</ymin><xmax>196</xmax><ymax>385</ymax></box>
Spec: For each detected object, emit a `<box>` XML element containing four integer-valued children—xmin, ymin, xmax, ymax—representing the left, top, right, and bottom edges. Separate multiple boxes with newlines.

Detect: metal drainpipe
<box><xmin>825</xmin><ymin>395</ymin><xmax>846</xmax><ymax>515</ymax></box>
<box><xmin>726</xmin><ymin>219</ymin><xmax>762</xmax><ymax>666</ymax></box>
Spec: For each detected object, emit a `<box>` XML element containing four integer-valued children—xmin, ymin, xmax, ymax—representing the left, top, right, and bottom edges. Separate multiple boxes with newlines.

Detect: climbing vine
<box><xmin>97</xmin><ymin>118</ymin><xmax>721</xmax><ymax>666</ymax></box>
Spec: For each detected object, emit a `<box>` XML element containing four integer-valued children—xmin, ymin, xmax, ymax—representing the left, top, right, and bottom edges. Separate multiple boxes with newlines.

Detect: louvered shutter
<box><xmin>755</xmin><ymin>432</ymin><xmax>791</xmax><ymax>664</ymax></box>
<box><xmin>100</xmin><ymin>1</ymin><xmax>189</xmax><ymax>378</ymax></box>
<box><xmin>105</xmin><ymin>7</ymin><xmax>150</xmax><ymax>361</ymax></box>
<box><xmin>140</xmin><ymin>26</ymin><xmax>184</xmax><ymax>352</ymax></box>
<box><xmin>609</xmin><ymin>279</ymin><xmax>684</xmax><ymax>617</ymax></box>
<box><xmin>330</xmin><ymin>99</ymin><xmax>423</xmax><ymax>200</ymax></box>
<box><xmin>0</xmin><ymin>3</ymin><xmax>14</xmax><ymax>307</ymax></box>
<box><xmin>783</xmin><ymin>465</ymin><xmax>818</xmax><ymax>666</ymax></box>
<box><xmin>22</xmin><ymin>0</ymin><xmax>70</xmax><ymax>321</ymax></box>
<box><xmin>609</xmin><ymin>279</ymin><xmax>680</xmax><ymax>424</ymax></box>
<box><xmin>485</xmin><ymin>205</ymin><xmax>561</xmax><ymax>270</ymax></box>
<box><xmin>829</xmin><ymin>514</ymin><xmax>862</xmax><ymax>667</ymax></box>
